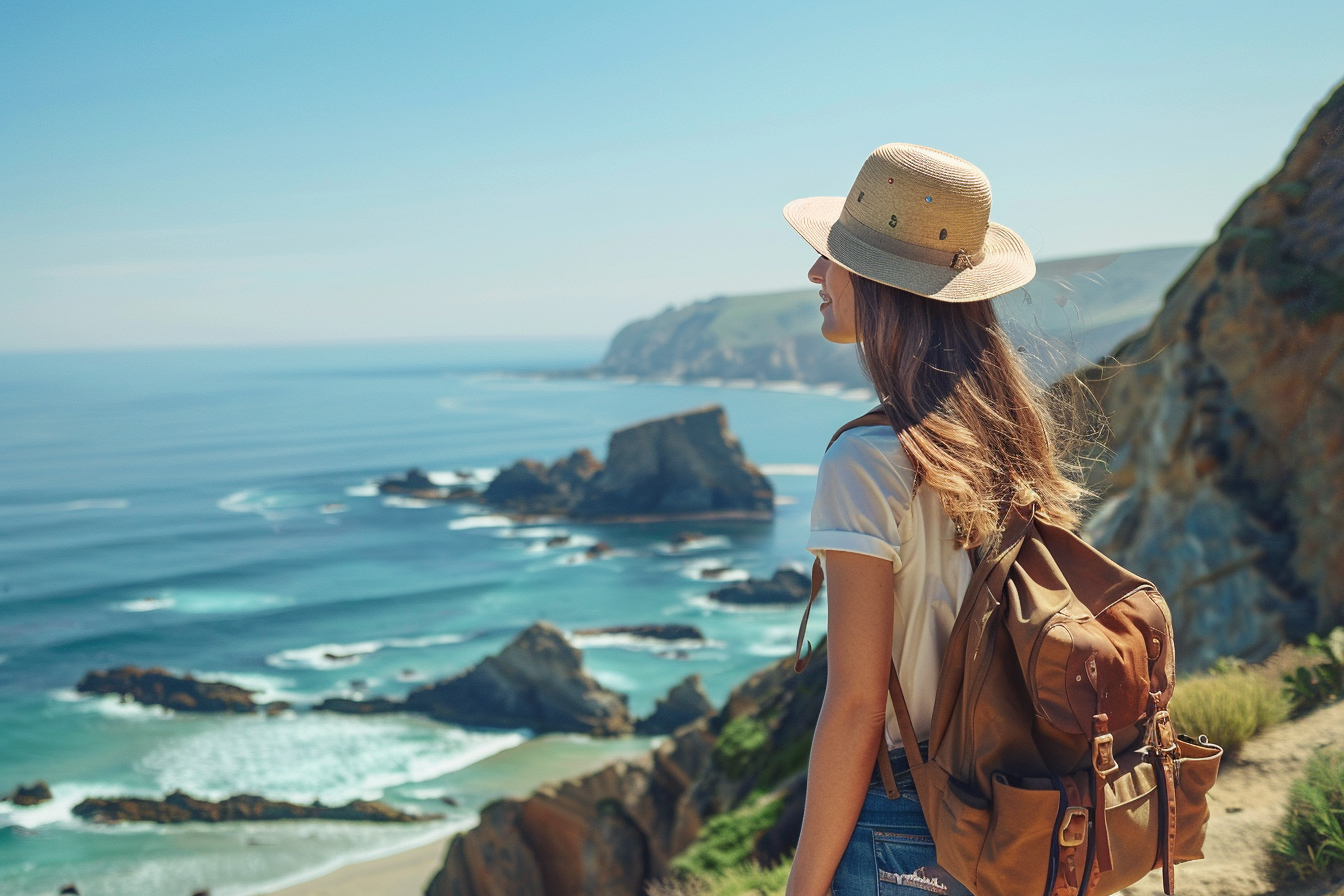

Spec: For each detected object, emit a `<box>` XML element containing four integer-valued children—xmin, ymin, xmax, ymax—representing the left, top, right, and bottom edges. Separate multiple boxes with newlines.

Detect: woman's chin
<box><xmin>820</xmin><ymin>325</ymin><xmax>857</xmax><ymax>345</ymax></box>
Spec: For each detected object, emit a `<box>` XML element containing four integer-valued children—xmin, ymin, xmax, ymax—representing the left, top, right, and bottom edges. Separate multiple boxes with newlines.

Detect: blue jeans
<box><xmin>829</xmin><ymin>746</ymin><xmax>974</xmax><ymax>896</ymax></box>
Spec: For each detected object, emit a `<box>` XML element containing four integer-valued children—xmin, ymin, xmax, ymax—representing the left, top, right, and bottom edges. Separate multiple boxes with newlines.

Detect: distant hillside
<box><xmin>595</xmin><ymin>245</ymin><xmax>1201</xmax><ymax>387</ymax></box>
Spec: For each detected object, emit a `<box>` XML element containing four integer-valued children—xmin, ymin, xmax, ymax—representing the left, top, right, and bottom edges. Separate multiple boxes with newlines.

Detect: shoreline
<box><xmin>260</xmin><ymin>835</ymin><xmax>452</xmax><ymax>896</ymax></box>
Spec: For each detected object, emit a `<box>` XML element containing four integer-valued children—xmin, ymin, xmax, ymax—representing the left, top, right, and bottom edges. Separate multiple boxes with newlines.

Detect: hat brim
<box><xmin>783</xmin><ymin>196</ymin><xmax>1036</xmax><ymax>302</ymax></box>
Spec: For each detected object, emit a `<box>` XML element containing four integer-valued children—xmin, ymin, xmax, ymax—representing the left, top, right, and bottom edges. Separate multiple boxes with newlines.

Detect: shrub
<box><xmin>713</xmin><ymin>716</ymin><xmax>771</xmax><ymax>779</ymax></box>
<box><xmin>671</xmin><ymin>796</ymin><xmax>784</xmax><ymax>876</ymax></box>
<box><xmin>1283</xmin><ymin>627</ymin><xmax>1344</xmax><ymax>716</ymax></box>
<box><xmin>1266</xmin><ymin>747</ymin><xmax>1344</xmax><ymax>885</ymax></box>
<box><xmin>1168</xmin><ymin>665</ymin><xmax>1289</xmax><ymax>756</ymax></box>
<box><xmin>648</xmin><ymin>857</ymin><xmax>792</xmax><ymax>896</ymax></box>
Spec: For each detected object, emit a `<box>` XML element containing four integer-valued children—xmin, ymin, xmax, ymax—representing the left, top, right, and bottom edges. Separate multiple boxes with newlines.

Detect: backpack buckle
<box><xmin>1153</xmin><ymin>710</ymin><xmax>1178</xmax><ymax>754</ymax></box>
<box><xmin>1092</xmin><ymin>733</ymin><xmax>1119</xmax><ymax>775</ymax></box>
<box><xmin>1059</xmin><ymin>806</ymin><xmax>1089</xmax><ymax>847</ymax></box>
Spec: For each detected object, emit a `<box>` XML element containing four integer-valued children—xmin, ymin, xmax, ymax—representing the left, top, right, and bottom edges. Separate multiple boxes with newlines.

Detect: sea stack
<box><xmin>572</xmin><ymin>405</ymin><xmax>773</xmax><ymax>521</ymax></box>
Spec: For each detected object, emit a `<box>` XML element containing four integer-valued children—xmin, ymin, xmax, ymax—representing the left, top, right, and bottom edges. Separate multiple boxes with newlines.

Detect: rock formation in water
<box><xmin>425</xmin><ymin>638</ymin><xmax>830</xmax><ymax>895</ymax></box>
<box><xmin>377</xmin><ymin>468</ymin><xmax>479</xmax><ymax>501</ymax></box>
<box><xmin>4</xmin><ymin>781</ymin><xmax>52</xmax><ymax>806</ymax></box>
<box><xmin>572</xmin><ymin>406</ymin><xmax>773</xmax><ymax>521</ymax></box>
<box><xmin>571</xmin><ymin>624</ymin><xmax>706</xmax><ymax>641</ymax></box>
<box><xmin>72</xmin><ymin>790</ymin><xmax>438</xmax><ymax>824</ymax></box>
<box><xmin>634</xmin><ymin>674</ymin><xmax>716</xmax><ymax>736</ymax></box>
<box><xmin>483</xmin><ymin>449</ymin><xmax>602</xmax><ymax>514</ymax></box>
<box><xmin>708</xmin><ymin>567</ymin><xmax>811</xmax><ymax>605</ymax></box>
<box><xmin>75</xmin><ymin>666</ymin><xmax>283</xmax><ymax>714</ymax></box>
<box><xmin>404</xmin><ymin>621</ymin><xmax>633</xmax><ymax>736</ymax></box>
<box><xmin>1079</xmin><ymin>80</ymin><xmax>1344</xmax><ymax>667</ymax></box>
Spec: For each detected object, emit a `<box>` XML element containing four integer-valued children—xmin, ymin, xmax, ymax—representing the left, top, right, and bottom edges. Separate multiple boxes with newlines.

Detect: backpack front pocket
<box><xmin>975</xmin><ymin>772</ymin><xmax>1060</xmax><ymax>896</ymax></box>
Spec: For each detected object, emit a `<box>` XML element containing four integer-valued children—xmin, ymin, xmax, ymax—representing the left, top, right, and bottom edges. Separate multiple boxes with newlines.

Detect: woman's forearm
<box><xmin>784</xmin><ymin>694</ymin><xmax>888</xmax><ymax>896</ymax></box>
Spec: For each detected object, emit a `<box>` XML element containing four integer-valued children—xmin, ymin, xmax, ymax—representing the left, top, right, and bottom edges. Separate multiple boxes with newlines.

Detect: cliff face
<box><xmin>573</xmin><ymin>406</ymin><xmax>774</xmax><ymax>521</ymax></box>
<box><xmin>1081</xmin><ymin>80</ymin><xmax>1344</xmax><ymax>667</ymax></box>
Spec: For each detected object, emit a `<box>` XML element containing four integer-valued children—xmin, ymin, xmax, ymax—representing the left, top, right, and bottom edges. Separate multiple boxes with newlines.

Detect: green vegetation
<box><xmin>1169</xmin><ymin>660</ymin><xmax>1290</xmax><ymax>756</ymax></box>
<box><xmin>1283</xmin><ymin>628</ymin><xmax>1344</xmax><ymax>715</ymax></box>
<box><xmin>713</xmin><ymin>717</ymin><xmax>771</xmax><ymax>780</ymax></box>
<box><xmin>649</xmin><ymin>858</ymin><xmax>791</xmax><ymax>896</ymax></box>
<box><xmin>671</xmin><ymin>796</ymin><xmax>784</xmax><ymax>876</ymax></box>
<box><xmin>1267</xmin><ymin>747</ymin><xmax>1344</xmax><ymax>885</ymax></box>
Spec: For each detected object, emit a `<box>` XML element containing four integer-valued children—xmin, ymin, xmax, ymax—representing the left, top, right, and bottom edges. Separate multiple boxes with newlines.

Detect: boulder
<box><xmin>76</xmin><ymin>667</ymin><xmax>257</xmax><ymax>713</ymax></box>
<box><xmin>4</xmin><ymin>781</ymin><xmax>52</xmax><ymax>806</ymax></box>
<box><xmin>377</xmin><ymin>468</ymin><xmax>479</xmax><ymax>501</ymax></box>
<box><xmin>313</xmin><ymin>696</ymin><xmax>403</xmax><ymax>714</ymax></box>
<box><xmin>425</xmin><ymin>720</ymin><xmax>715</xmax><ymax>896</ymax></box>
<box><xmin>634</xmin><ymin>674</ymin><xmax>715</xmax><ymax>736</ymax></box>
<box><xmin>571</xmin><ymin>624</ymin><xmax>706</xmax><ymax>641</ymax></box>
<box><xmin>72</xmin><ymin>790</ymin><xmax>439</xmax><ymax>824</ymax></box>
<box><xmin>404</xmin><ymin>621</ymin><xmax>633</xmax><ymax>736</ymax></box>
<box><xmin>1078</xmin><ymin>79</ymin><xmax>1344</xmax><ymax>667</ymax></box>
<box><xmin>483</xmin><ymin>450</ymin><xmax>602</xmax><ymax>514</ymax></box>
<box><xmin>708</xmin><ymin>568</ymin><xmax>811</xmax><ymax>605</ymax></box>
<box><xmin>572</xmin><ymin>406</ymin><xmax>773</xmax><ymax>521</ymax></box>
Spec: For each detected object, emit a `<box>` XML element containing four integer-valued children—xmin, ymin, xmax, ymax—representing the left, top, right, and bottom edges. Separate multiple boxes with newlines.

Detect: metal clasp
<box><xmin>1059</xmin><ymin>806</ymin><xmax>1089</xmax><ymax>847</ymax></box>
<box><xmin>1092</xmin><ymin>732</ymin><xmax>1119</xmax><ymax>776</ymax></box>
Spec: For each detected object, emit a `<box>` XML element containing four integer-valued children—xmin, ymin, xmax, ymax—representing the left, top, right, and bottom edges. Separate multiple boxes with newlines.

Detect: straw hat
<box><xmin>783</xmin><ymin>143</ymin><xmax>1035</xmax><ymax>302</ymax></box>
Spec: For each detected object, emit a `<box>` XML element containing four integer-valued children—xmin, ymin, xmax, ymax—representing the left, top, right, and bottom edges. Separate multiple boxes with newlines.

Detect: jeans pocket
<box><xmin>873</xmin><ymin>830</ymin><xmax>972</xmax><ymax>896</ymax></box>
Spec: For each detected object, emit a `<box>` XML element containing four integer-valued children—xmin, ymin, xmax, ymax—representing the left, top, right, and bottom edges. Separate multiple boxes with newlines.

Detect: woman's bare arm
<box><xmin>784</xmin><ymin>549</ymin><xmax>896</xmax><ymax>896</ymax></box>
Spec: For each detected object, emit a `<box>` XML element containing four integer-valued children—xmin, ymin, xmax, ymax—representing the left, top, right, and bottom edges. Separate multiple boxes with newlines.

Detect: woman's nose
<box><xmin>808</xmin><ymin>256</ymin><xmax>828</xmax><ymax>284</ymax></box>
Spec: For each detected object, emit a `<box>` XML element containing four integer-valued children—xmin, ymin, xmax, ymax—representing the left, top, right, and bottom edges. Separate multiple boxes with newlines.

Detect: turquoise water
<box><xmin>0</xmin><ymin>342</ymin><xmax>870</xmax><ymax>896</ymax></box>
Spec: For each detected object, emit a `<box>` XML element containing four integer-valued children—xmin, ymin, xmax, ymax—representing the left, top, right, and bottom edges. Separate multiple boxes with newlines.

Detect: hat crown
<box><xmin>842</xmin><ymin>143</ymin><xmax>992</xmax><ymax>254</ymax></box>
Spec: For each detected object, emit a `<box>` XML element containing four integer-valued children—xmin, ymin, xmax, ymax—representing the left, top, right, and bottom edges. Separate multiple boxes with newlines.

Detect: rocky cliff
<box><xmin>572</xmin><ymin>406</ymin><xmax>773</xmax><ymax>521</ymax></box>
<box><xmin>424</xmin><ymin>640</ymin><xmax>829</xmax><ymax>895</ymax></box>
<box><xmin>73</xmin><ymin>790</ymin><xmax>436</xmax><ymax>824</ymax></box>
<box><xmin>595</xmin><ymin>246</ymin><xmax>1199</xmax><ymax>388</ymax></box>
<box><xmin>1080</xmin><ymin>80</ymin><xmax>1344</xmax><ymax>667</ymax></box>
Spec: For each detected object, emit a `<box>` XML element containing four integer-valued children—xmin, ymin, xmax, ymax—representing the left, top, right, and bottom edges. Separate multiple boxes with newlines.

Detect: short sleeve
<box><xmin>805</xmin><ymin>429</ymin><xmax>914</xmax><ymax>571</ymax></box>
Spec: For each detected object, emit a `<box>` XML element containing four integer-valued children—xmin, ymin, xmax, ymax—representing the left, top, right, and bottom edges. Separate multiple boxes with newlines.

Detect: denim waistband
<box><xmin>868</xmin><ymin>743</ymin><xmax>923</xmax><ymax>786</ymax></box>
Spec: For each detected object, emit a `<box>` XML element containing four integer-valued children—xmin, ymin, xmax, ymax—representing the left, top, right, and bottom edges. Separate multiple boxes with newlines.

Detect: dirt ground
<box><xmin>1120</xmin><ymin>698</ymin><xmax>1344</xmax><ymax>896</ymax></box>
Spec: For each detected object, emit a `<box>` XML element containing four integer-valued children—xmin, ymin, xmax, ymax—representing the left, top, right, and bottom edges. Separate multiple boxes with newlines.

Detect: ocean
<box><xmin>0</xmin><ymin>341</ymin><xmax>873</xmax><ymax>896</ymax></box>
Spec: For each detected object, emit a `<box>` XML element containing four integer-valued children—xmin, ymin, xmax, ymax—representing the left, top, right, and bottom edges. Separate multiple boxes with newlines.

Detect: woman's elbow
<box><xmin>821</xmin><ymin>686</ymin><xmax>888</xmax><ymax>728</ymax></box>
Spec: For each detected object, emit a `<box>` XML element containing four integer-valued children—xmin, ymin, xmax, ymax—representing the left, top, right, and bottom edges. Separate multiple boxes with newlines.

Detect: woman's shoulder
<box><xmin>820</xmin><ymin>425</ymin><xmax>917</xmax><ymax>491</ymax></box>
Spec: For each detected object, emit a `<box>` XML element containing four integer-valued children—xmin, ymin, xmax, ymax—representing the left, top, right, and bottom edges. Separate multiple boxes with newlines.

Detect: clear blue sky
<box><xmin>2</xmin><ymin>1</ymin><xmax>1341</xmax><ymax>351</ymax></box>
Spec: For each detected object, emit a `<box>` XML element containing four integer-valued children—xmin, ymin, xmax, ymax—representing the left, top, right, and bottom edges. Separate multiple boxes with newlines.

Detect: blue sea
<box><xmin>0</xmin><ymin>341</ymin><xmax>874</xmax><ymax>896</ymax></box>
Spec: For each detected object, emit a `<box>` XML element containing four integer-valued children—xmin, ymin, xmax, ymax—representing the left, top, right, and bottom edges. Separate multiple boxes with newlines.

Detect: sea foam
<box><xmin>265</xmin><ymin>633</ymin><xmax>467</xmax><ymax>670</ymax></box>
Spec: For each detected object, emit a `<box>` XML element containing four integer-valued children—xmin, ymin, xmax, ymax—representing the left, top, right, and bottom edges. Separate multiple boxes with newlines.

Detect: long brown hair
<box><xmin>850</xmin><ymin>272</ymin><xmax>1100</xmax><ymax>555</ymax></box>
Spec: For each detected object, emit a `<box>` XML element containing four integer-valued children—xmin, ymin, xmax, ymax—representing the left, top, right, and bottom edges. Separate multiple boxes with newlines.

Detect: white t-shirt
<box><xmin>805</xmin><ymin>425</ymin><xmax>973</xmax><ymax>751</ymax></box>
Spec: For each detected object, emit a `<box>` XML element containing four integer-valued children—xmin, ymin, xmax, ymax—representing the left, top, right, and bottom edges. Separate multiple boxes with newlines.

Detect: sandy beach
<box><xmin>264</xmin><ymin>837</ymin><xmax>449</xmax><ymax>896</ymax></box>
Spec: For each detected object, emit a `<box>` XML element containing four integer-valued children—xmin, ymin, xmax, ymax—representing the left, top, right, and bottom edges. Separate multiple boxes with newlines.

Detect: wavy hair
<box><xmin>849</xmin><ymin>272</ymin><xmax>1102</xmax><ymax>556</ymax></box>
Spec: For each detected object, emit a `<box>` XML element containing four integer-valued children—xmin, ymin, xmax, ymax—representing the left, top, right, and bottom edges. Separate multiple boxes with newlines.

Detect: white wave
<box><xmin>51</xmin><ymin>689</ymin><xmax>175</xmax><ymax>719</ymax></box>
<box><xmin>774</xmin><ymin>495</ymin><xmax>799</xmax><ymax>506</ymax></box>
<box><xmin>652</xmin><ymin>534</ymin><xmax>731</xmax><ymax>555</ymax></box>
<box><xmin>189</xmin><ymin>671</ymin><xmax>303</xmax><ymax>704</ymax></box>
<box><xmin>686</xmin><ymin>592</ymin><xmax>818</xmax><ymax>614</ymax></box>
<box><xmin>447</xmin><ymin>514</ymin><xmax>514</xmax><ymax>530</ymax></box>
<box><xmin>150</xmin><ymin>588</ymin><xmax>293</xmax><ymax>615</ymax></box>
<box><xmin>678</xmin><ymin>559</ymin><xmax>750</xmax><ymax>582</ymax></box>
<box><xmin>382</xmin><ymin>495</ymin><xmax>437</xmax><ymax>509</ymax></box>
<box><xmin>266</xmin><ymin>633</ymin><xmax>467</xmax><ymax>670</ymax></box>
<box><xmin>319</xmin><ymin>502</ymin><xmax>349</xmax><ymax>514</ymax></box>
<box><xmin>216</xmin><ymin>489</ymin><xmax>316</xmax><ymax>520</ymax></box>
<box><xmin>759</xmin><ymin>380</ymin><xmax>811</xmax><ymax>393</ymax></box>
<box><xmin>568</xmin><ymin>632</ymin><xmax>723</xmax><ymax>652</ymax></box>
<box><xmin>139</xmin><ymin>715</ymin><xmax>527</xmax><ymax>805</ymax></box>
<box><xmin>495</xmin><ymin>526</ymin><xmax>568</xmax><ymax>539</ymax></box>
<box><xmin>0</xmin><ymin>779</ymin><xmax>134</xmax><ymax>829</ymax></box>
<box><xmin>747</xmin><ymin>642</ymin><xmax>802</xmax><ymax>656</ymax></box>
<box><xmin>841</xmin><ymin>388</ymin><xmax>878</xmax><ymax>402</ymax></box>
<box><xmin>345</xmin><ymin>483</ymin><xmax>380</xmax><ymax>497</ymax></box>
<box><xmin>588</xmin><ymin>668</ymin><xmax>637</xmax><ymax>691</ymax></box>
<box><xmin>0</xmin><ymin>498</ymin><xmax>129</xmax><ymax>516</ymax></box>
<box><xmin>759</xmin><ymin>463</ymin><xmax>819</xmax><ymax>477</ymax></box>
<box><xmin>115</xmin><ymin>595</ymin><xmax>176</xmax><ymax>612</ymax></box>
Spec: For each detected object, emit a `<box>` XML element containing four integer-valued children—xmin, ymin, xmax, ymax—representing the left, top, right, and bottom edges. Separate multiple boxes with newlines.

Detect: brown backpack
<box><xmin>793</xmin><ymin>411</ymin><xmax>1222</xmax><ymax>896</ymax></box>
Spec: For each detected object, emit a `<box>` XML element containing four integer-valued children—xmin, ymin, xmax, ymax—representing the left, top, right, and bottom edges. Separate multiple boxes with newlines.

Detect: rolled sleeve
<box><xmin>807</xmin><ymin>429</ymin><xmax>913</xmax><ymax>572</ymax></box>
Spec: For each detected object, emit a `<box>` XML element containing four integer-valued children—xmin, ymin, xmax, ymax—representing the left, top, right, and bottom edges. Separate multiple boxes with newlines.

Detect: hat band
<box><xmin>837</xmin><ymin>207</ymin><xmax>987</xmax><ymax>270</ymax></box>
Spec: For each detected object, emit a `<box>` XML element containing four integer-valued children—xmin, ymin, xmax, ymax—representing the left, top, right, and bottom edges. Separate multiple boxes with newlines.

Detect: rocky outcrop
<box><xmin>75</xmin><ymin>667</ymin><xmax>280</xmax><ymax>713</ymax></box>
<box><xmin>573</xmin><ymin>406</ymin><xmax>773</xmax><ymax>521</ymax></box>
<box><xmin>708</xmin><ymin>568</ymin><xmax>811</xmax><ymax>605</ymax></box>
<box><xmin>312</xmin><ymin>696</ymin><xmax>402</xmax><ymax>714</ymax></box>
<box><xmin>1079</xmin><ymin>80</ymin><xmax>1344</xmax><ymax>668</ymax></box>
<box><xmin>72</xmin><ymin>790</ymin><xmax>438</xmax><ymax>824</ymax></box>
<box><xmin>483</xmin><ymin>450</ymin><xmax>602</xmax><ymax>514</ymax></box>
<box><xmin>571</xmin><ymin>624</ymin><xmax>706</xmax><ymax>641</ymax></box>
<box><xmin>634</xmin><ymin>674</ymin><xmax>715</xmax><ymax>736</ymax></box>
<box><xmin>377</xmin><ymin>468</ymin><xmax>480</xmax><ymax>501</ymax></box>
<box><xmin>404</xmin><ymin>621</ymin><xmax>633</xmax><ymax>736</ymax></box>
<box><xmin>4</xmin><ymin>781</ymin><xmax>52</xmax><ymax>806</ymax></box>
<box><xmin>425</xmin><ymin>638</ymin><xmax>830</xmax><ymax>895</ymax></box>
<box><xmin>426</xmin><ymin>720</ymin><xmax>716</xmax><ymax>896</ymax></box>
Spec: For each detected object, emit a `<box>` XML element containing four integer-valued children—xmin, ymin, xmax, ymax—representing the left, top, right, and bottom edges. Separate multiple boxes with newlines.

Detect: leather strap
<box><xmin>1157</xmin><ymin>748</ymin><xmax>1178</xmax><ymax>893</ymax></box>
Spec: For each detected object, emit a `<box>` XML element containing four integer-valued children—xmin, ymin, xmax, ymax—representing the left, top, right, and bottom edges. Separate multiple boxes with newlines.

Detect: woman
<box><xmin>779</xmin><ymin>144</ymin><xmax>1097</xmax><ymax>895</ymax></box>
